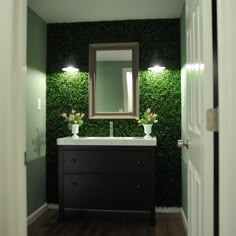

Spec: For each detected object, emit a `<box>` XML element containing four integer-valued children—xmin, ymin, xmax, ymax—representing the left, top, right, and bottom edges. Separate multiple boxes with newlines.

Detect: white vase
<box><xmin>71</xmin><ymin>124</ymin><xmax>79</xmax><ymax>139</ymax></box>
<box><xmin>143</xmin><ymin>124</ymin><xmax>153</xmax><ymax>139</ymax></box>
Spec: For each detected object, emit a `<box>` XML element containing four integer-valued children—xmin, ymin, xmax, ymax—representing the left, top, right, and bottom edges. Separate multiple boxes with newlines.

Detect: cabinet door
<box><xmin>63</xmin><ymin>174</ymin><xmax>151</xmax><ymax>210</ymax></box>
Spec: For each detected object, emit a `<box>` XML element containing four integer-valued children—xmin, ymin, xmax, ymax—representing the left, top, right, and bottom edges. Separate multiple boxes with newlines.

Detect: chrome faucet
<box><xmin>109</xmin><ymin>121</ymin><xmax>113</xmax><ymax>137</ymax></box>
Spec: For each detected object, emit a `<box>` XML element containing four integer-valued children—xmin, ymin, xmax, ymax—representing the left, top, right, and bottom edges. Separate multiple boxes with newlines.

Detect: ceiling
<box><xmin>28</xmin><ymin>0</ymin><xmax>185</xmax><ymax>23</ymax></box>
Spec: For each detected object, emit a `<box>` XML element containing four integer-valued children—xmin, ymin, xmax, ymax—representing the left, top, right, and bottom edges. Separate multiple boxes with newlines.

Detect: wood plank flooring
<box><xmin>28</xmin><ymin>209</ymin><xmax>186</xmax><ymax>236</ymax></box>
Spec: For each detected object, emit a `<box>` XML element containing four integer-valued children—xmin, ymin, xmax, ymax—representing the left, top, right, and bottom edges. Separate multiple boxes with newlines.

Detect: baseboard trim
<box><xmin>27</xmin><ymin>203</ymin><xmax>48</xmax><ymax>225</ymax></box>
<box><xmin>47</xmin><ymin>205</ymin><xmax>182</xmax><ymax>214</ymax></box>
<box><xmin>156</xmin><ymin>207</ymin><xmax>181</xmax><ymax>213</ymax></box>
<box><xmin>47</xmin><ymin>203</ymin><xmax>59</xmax><ymax>209</ymax></box>
<box><xmin>181</xmin><ymin>208</ymin><xmax>188</xmax><ymax>233</ymax></box>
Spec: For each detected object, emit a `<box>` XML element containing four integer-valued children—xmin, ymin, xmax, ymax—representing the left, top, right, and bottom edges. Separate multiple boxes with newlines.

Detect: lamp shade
<box><xmin>62</xmin><ymin>55</ymin><xmax>79</xmax><ymax>73</ymax></box>
<box><xmin>148</xmin><ymin>49</ymin><xmax>165</xmax><ymax>72</ymax></box>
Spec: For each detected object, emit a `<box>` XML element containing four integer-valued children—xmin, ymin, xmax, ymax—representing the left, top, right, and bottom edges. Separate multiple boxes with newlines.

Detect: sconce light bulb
<box><xmin>62</xmin><ymin>66</ymin><xmax>79</xmax><ymax>73</ymax></box>
<box><xmin>148</xmin><ymin>65</ymin><xmax>165</xmax><ymax>73</ymax></box>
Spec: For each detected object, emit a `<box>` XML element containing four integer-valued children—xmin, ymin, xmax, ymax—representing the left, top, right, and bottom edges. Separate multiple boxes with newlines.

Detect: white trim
<box><xmin>0</xmin><ymin>0</ymin><xmax>27</xmax><ymax>235</ymax></box>
<box><xmin>218</xmin><ymin>0</ymin><xmax>236</xmax><ymax>235</ymax></box>
<box><xmin>47</xmin><ymin>203</ymin><xmax>59</xmax><ymax>209</ymax></box>
<box><xmin>27</xmin><ymin>203</ymin><xmax>48</xmax><ymax>225</ymax></box>
<box><xmin>181</xmin><ymin>208</ymin><xmax>188</xmax><ymax>233</ymax></box>
<box><xmin>155</xmin><ymin>207</ymin><xmax>181</xmax><ymax>213</ymax></box>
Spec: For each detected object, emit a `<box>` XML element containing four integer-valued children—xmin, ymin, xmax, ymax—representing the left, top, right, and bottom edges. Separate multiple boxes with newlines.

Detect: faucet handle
<box><xmin>109</xmin><ymin>121</ymin><xmax>113</xmax><ymax>128</ymax></box>
<box><xmin>109</xmin><ymin>121</ymin><xmax>113</xmax><ymax>137</ymax></box>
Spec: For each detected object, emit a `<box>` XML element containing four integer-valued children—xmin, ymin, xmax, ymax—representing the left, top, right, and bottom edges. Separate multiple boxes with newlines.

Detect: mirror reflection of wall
<box><xmin>122</xmin><ymin>68</ymin><xmax>133</xmax><ymax>113</ymax></box>
<box><xmin>95</xmin><ymin>50</ymin><xmax>132</xmax><ymax>113</ymax></box>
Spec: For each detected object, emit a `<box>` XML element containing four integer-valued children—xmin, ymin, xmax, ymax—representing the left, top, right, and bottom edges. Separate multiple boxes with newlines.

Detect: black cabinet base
<box><xmin>58</xmin><ymin>145</ymin><xmax>156</xmax><ymax>226</ymax></box>
<box><xmin>150</xmin><ymin>208</ymin><xmax>156</xmax><ymax>226</ymax></box>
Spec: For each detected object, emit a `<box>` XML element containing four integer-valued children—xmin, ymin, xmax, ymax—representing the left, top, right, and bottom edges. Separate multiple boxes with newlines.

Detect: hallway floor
<box><xmin>28</xmin><ymin>209</ymin><xmax>186</xmax><ymax>236</ymax></box>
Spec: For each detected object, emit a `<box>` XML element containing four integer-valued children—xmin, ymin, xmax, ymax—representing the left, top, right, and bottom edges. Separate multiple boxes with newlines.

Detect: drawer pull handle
<box><xmin>136</xmin><ymin>160</ymin><xmax>142</xmax><ymax>165</ymax></box>
<box><xmin>72</xmin><ymin>158</ymin><xmax>76</xmax><ymax>163</ymax></box>
<box><xmin>72</xmin><ymin>182</ymin><xmax>77</xmax><ymax>187</ymax></box>
<box><xmin>136</xmin><ymin>184</ymin><xmax>141</xmax><ymax>189</ymax></box>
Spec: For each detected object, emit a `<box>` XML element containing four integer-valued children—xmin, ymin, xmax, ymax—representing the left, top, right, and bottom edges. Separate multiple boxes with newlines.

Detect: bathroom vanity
<box><xmin>57</xmin><ymin>137</ymin><xmax>156</xmax><ymax>225</ymax></box>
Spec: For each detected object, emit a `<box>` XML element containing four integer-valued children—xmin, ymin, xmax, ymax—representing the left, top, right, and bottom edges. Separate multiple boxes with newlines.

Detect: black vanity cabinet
<box><xmin>58</xmin><ymin>143</ymin><xmax>156</xmax><ymax>225</ymax></box>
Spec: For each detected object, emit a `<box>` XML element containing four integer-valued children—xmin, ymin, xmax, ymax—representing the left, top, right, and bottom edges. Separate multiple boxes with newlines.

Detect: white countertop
<box><xmin>57</xmin><ymin>136</ymin><xmax>156</xmax><ymax>146</ymax></box>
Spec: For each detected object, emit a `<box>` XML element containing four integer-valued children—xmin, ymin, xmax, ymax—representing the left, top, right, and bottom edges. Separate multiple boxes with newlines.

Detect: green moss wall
<box><xmin>47</xmin><ymin>70</ymin><xmax>181</xmax><ymax>206</ymax></box>
<box><xmin>47</xmin><ymin>19</ymin><xmax>180</xmax><ymax>73</ymax></box>
<box><xmin>26</xmin><ymin>8</ymin><xmax>47</xmax><ymax>215</ymax></box>
<box><xmin>46</xmin><ymin>19</ymin><xmax>181</xmax><ymax>206</ymax></box>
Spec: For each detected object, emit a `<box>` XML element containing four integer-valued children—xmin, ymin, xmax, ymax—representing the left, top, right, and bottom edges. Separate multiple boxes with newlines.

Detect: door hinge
<box><xmin>206</xmin><ymin>107</ymin><xmax>219</xmax><ymax>132</ymax></box>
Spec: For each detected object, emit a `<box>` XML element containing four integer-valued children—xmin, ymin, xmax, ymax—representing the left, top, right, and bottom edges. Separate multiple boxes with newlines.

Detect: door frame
<box><xmin>211</xmin><ymin>0</ymin><xmax>219</xmax><ymax>235</ymax></box>
<box><xmin>0</xmin><ymin>0</ymin><xmax>27</xmax><ymax>235</ymax></box>
<box><xmin>217</xmin><ymin>0</ymin><xmax>236</xmax><ymax>235</ymax></box>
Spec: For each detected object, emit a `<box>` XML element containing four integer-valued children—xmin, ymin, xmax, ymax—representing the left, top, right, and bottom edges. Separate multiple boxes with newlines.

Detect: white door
<box><xmin>217</xmin><ymin>0</ymin><xmax>236</xmax><ymax>235</ymax></box>
<box><xmin>184</xmin><ymin>0</ymin><xmax>214</xmax><ymax>235</ymax></box>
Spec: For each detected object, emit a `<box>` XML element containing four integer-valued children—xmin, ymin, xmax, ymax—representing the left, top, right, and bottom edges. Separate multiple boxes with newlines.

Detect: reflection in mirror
<box><xmin>96</xmin><ymin>50</ymin><xmax>132</xmax><ymax>113</ymax></box>
<box><xmin>122</xmin><ymin>68</ymin><xmax>133</xmax><ymax>112</ymax></box>
<box><xmin>89</xmin><ymin>42</ymin><xmax>139</xmax><ymax>119</ymax></box>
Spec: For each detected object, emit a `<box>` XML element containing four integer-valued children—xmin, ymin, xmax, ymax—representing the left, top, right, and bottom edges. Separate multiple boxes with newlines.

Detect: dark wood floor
<box><xmin>28</xmin><ymin>209</ymin><xmax>186</xmax><ymax>236</ymax></box>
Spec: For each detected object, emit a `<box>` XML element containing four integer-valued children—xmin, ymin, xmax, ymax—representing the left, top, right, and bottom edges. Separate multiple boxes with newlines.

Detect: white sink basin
<box><xmin>57</xmin><ymin>136</ymin><xmax>156</xmax><ymax>146</ymax></box>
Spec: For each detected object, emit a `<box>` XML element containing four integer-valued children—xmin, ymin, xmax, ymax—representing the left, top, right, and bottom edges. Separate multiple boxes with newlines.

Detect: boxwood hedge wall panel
<box><xmin>46</xmin><ymin>70</ymin><xmax>181</xmax><ymax>206</ymax></box>
<box><xmin>46</xmin><ymin>19</ymin><xmax>181</xmax><ymax>206</ymax></box>
<box><xmin>47</xmin><ymin>19</ymin><xmax>180</xmax><ymax>73</ymax></box>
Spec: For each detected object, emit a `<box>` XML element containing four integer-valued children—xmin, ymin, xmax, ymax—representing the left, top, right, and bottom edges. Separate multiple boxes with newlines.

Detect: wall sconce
<box><xmin>148</xmin><ymin>65</ymin><xmax>166</xmax><ymax>72</ymax></box>
<box><xmin>62</xmin><ymin>55</ymin><xmax>79</xmax><ymax>73</ymax></box>
<box><xmin>148</xmin><ymin>49</ymin><xmax>165</xmax><ymax>73</ymax></box>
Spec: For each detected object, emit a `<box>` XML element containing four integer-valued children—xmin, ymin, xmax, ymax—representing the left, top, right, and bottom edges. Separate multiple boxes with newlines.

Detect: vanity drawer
<box><xmin>63</xmin><ymin>150</ymin><xmax>151</xmax><ymax>173</ymax></box>
<box><xmin>63</xmin><ymin>174</ymin><xmax>150</xmax><ymax>210</ymax></box>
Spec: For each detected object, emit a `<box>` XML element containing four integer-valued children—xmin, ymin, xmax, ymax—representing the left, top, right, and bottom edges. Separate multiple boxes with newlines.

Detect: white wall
<box><xmin>0</xmin><ymin>0</ymin><xmax>27</xmax><ymax>235</ymax></box>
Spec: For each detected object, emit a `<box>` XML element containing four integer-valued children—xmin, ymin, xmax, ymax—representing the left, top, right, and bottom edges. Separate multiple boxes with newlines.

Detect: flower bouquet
<box><xmin>136</xmin><ymin>108</ymin><xmax>158</xmax><ymax>138</ymax></box>
<box><xmin>61</xmin><ymin>109</ymin><xmax>85</xmax><ymax>139</ymax></box>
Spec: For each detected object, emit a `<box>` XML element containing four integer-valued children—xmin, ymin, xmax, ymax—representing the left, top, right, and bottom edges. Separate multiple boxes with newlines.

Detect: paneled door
<box><xmin>184</xmin><ymin>0</ymin><xmax>214</xmax><ymax>235</ymax></box>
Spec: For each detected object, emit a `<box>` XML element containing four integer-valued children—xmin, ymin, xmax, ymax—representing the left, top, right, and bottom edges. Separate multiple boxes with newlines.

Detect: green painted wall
<box><xmin>26</xmin><ymin>8</ymin><xmax>47</xmax><ymax>216</ymax></box>
<box><xmin>181</xmin><ymin>4</ymin><xmax>188</xmax><ymax>219</ymax></box>
<box><xmin>96</xmin><ymin>61</ymin><xmax>132</xmax><ymax>112</ymax></box>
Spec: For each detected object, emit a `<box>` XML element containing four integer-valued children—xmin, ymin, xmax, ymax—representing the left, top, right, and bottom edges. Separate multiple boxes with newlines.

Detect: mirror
<box><xmin>89</xmin><ymin>42</ymin><xmax>139</xmax><ymax>119</ymax></box>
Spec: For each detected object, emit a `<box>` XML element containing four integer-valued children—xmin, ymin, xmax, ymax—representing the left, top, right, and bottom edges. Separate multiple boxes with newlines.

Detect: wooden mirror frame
<box><xmin>89</xmin><ymin>42</ymin><xmax>139</xmax><ymax>119</ymax></box>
